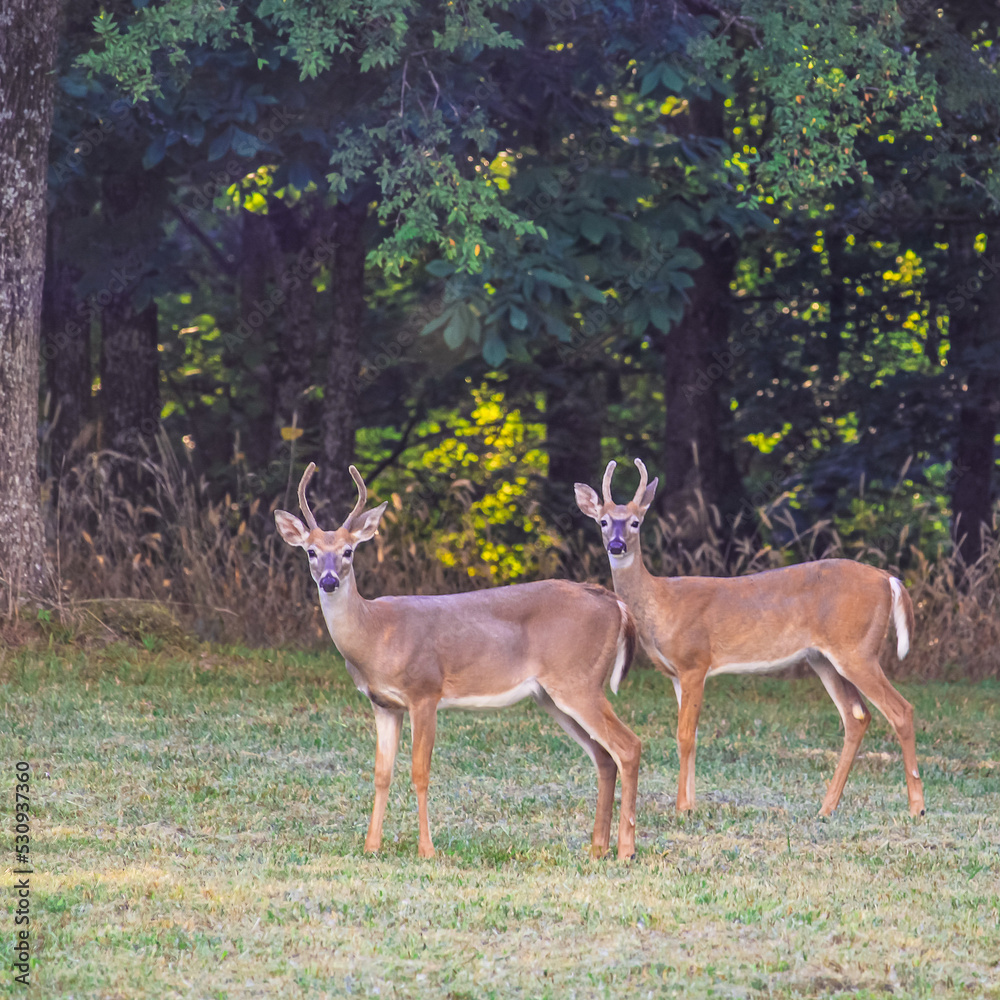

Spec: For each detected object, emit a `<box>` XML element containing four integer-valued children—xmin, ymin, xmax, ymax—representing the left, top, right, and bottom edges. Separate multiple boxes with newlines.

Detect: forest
<box><xmin>1</xmin><ymin>0</ymin><xmax>998</xmax><ymax>672</ymax></box>
<box><xmin>3</xmin><ymin>5</ymin><xmax>1000</xmax><ymax>997</ymax></box>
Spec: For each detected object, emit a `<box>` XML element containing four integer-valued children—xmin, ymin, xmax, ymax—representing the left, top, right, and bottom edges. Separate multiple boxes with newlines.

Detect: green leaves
<box><xmin>579</xmin><ymin>212</ymin><xmax>618</xmax><ymax>246</ymax></box>
<box><xmin>707</xmin><ymin>0</ymin><xmax>940</xmax><ymax>201</ymax></box>
<box><xmin>639</xmin><ymin>62</ymin><xmax>687</xmax><ymax>97</ymax></box>
<box><xmin>420</xmin><ymin>302</ymin><xmax>482</xmax><ymax>351</ymax></box>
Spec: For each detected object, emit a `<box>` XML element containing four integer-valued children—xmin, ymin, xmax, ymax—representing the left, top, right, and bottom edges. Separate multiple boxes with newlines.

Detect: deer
<box><xmin>275</xmin><ymin>463</ymin><xmax>643</xmax><ymax>859</ymax></box>
<box><xmin>575</xmin><ymin>458</ymin><xmax>925</xmax><ymax>819</ymax></box>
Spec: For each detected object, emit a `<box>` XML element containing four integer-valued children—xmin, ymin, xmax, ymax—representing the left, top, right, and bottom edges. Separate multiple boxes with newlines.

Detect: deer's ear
<box><xmin>274</xmin><ymin>510</ymin><xmax>310</xmax><ymax>547</ymax></box>
<box><xmin>351</xmin><ymin>501</ymin><xmax>388</xmax><ymax>543</ymax></box>
<box><xmin>638</xmin><ymin>477</ymin><xmax>658</xmax><ymax>514</ymax></box>
<box><xmin>574</xmin><ymin>483</ymin><xmax>603</xmax><ymax>520</ymax></box>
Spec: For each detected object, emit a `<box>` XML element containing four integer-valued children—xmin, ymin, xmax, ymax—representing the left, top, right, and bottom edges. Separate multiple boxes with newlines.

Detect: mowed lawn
<box><xmin>2</xmin><ymin>646</ymin><xmax>998</xmax><ymax>1000</ymax></box>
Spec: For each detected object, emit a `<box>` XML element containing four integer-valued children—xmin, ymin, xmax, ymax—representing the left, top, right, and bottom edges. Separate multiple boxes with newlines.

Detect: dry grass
<box><xmin>19</xmin><ymin>441</ymin><xmax>1000</xmax><ymax>678</ymax></box>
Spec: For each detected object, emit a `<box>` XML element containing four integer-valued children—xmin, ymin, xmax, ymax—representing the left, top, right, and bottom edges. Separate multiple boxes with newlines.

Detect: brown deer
<box><xmin>576</xmin><ymin>458</ymin><xmax>924</xmax><ymax>817</ymax></box>
<box><xmin>275</xmin><ymin>463</ymin><xmax>642</xmax><ymax>858</ymax></box>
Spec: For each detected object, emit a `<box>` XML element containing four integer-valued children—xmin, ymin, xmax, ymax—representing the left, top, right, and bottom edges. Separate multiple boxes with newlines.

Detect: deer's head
<box><xmin>575</xmin><ymin>458</ymin><xmax>658</xmax><ymax>567</ymax></box>
<box><xmin>275</xmin><ymin>463</ymin><xmax>387</xmax><ymax>595</ymax></box>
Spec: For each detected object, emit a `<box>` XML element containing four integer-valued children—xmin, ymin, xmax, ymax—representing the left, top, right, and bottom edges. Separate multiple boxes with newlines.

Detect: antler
<box><xmin>602</xmin><ymin>460</ymin><xmax>617</xmax><ymax>504</ymax></box>
<box><xmin>297</xmin><ymin>462</ymin><xmax>319</xmax><ymax>531</ymax></box>
<box><xmin>632</xmin><ymin>458</ymin><xmax>649</xmax><ymax>506</ymax></box>
<box><xmin>344</xmin><ymin>464</ymin><xmax>368</xmax><ymax>528</ymax></box>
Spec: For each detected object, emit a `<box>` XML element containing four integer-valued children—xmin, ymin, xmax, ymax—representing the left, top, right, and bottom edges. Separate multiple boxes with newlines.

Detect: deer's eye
<box><xmin>307</xmin><ymin>549</ymin><xmax>316</xmax><ymax>559</ymax></box>
<box><xmin>631</xmin><ymin>520</ymin><xmax>639</xmax><ymax>528</ymax></box>
<box><xmin>343</xmin><ymin>548</ymin><xmax>353</xmax><ymax>559</ymax></box>
<box><xmin>600</xmin><ymin>520</ymin><xmax>607</xmax><ymax>528</ymax></box>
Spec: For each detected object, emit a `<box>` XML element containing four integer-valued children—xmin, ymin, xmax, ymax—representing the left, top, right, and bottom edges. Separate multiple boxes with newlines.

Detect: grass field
<box><xmin>2</xmin><ymin>644</ymin><xmax>998</xmax><ymax>999</ymax></box>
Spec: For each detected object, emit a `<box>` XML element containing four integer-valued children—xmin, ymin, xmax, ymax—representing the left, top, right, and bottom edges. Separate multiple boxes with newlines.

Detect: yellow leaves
<box><xmin>659</xmin><ymin>95</ymin><xmax>687</xmax><ymax>117</ymax></box>
<box><xmin>280</xmin><ymin>426</ymin><xmax>304</xmax><ymax>442</ymax></box>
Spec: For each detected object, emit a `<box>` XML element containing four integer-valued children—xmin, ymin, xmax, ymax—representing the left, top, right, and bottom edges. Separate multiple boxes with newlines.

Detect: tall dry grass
<box><xmin>24</xmin><ymin>440</ymin><xmax>1000</xmax><ymax>678</ymax></box>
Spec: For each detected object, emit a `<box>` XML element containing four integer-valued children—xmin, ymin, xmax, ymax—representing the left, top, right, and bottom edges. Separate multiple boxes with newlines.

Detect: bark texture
<box><xmin>0</xmin><ymin>0</ymin><xmax>60</xmax><ymax>600</ymax></box>
<box><xmin>318</xmin><ymin>200</ymin><xmax>368</xmax><ymax>519</ymax></box>
<box><xmin>659</xmin><ymin>95</ymin><xmax>743</xmax><ymax>534</ymax></box>
<box><xmin>660</xmin><ymin>235</ymin><xmax>742</xmax><ymax>527</ymax></box>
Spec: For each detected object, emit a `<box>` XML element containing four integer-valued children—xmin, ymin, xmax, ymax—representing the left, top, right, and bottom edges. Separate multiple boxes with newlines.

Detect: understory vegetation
<box><xmin>1</xmin><ymin>646</ymin><xmax>997</xmax><ymax>999</ymax></box>
<box><xmin>24</xmin><ymin>443</ymin><xmax>1000</xmax><ymax>678</ymax></box>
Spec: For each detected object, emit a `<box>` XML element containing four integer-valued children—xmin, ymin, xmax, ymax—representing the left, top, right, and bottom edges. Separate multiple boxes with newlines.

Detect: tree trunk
<box><xmin>237</xmin><ymin>208</ymin><xmax>279</xmax><ymax>471</ymax></box>
<box><xmin>100</xmin><ymin>298</ymin><xmax>160</xmax><ymax>457</ymax></box>
<box><xmin>542</xmin><ymin>356</ymin><xmax>606</xmax><ymax>528</ymax></box>
<box><xmin>318</xmin><ymin>200</ymin><xmax>368</xmax><ymax>519</ymax></box>
<box><xmin>96</xmin><ymin>164</ymin><xmax>163</xmax><ymax>468</ymax></box>
<box><xmin>0</xmin><ymin>0</ymin><xmax>60</xmax><ymax>602</ymax></box>
<box><xmin>948</xmin><ymin>222</ymin><xmax>999</xmax><ymax>566</ymax></box>
<box><xmin>659</xmin><ymin>95</ymin><xmax>743</xmax><ymax>536</ymax></box>
<box><xmin>660</xmin><ymin>234</ymin><xmax>742</xmax><ymax>530</ymax></box>
<box><xmin>269</xmin><ymin>198</ymin><xmax>330</xmax><ymax>456</ymax></box>
<box><xmin>42</xmin><ymin>214</ymin><xmax>90</xmax><ymax>477</ymax></box>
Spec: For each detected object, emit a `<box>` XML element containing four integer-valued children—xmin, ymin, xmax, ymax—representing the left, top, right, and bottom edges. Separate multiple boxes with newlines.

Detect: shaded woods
<box><xmin>1</xmin><ymin>0</ymin><xmax>998</xmax><ymax>674</ymax></box>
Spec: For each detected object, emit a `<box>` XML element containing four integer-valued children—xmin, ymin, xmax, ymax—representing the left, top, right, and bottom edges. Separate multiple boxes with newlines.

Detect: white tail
<box><xmin>276</xmin><ymin>463</ymin><xmax>642</xmax><ymax>859</ymax></box>
<box><xmin>576</xmin><ymin>458</ymin><xmax>925</xmax><ymax>819</ymax></box>
<box><xmin>890</xmin><ymin>576</ymin><xmax>912</xmax><ymax>659</ymax></box>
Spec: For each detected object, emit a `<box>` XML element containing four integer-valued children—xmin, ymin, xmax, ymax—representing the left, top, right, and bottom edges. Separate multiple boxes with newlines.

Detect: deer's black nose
<box><xmin>320</xmin><ymin>574</ymin><xmax>339</xmax><ymax>593</ymax></box>
<box><xmin>608</xmin><ymin>540</ymin><xmax>627</xmax><ymax>556</ymax></box>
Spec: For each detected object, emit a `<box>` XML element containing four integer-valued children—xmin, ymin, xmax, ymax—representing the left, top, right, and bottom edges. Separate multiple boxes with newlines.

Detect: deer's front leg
<box><xmin>676</xmin><ymin>672</ymin><xmax>706</xmax><ymax>813</ymax></box>
<box><xmin>409</xmin><ymin>698</ymin><xmax>439</xmax><ymax>858</ymax></box>
<box><xmin>364</xmin><ymin>704</ymin><xmax>403</xmax><ymax>853</ymax></box>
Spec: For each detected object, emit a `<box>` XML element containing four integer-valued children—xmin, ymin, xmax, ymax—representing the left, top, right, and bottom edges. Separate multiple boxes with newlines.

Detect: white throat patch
<box><xmin>609</xmin><ymin>551</ymin><xmax>635</xmax><ymax>570</ymax></box>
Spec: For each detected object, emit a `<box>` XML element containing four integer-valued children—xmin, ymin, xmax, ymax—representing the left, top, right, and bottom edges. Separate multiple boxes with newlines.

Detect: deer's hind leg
<box><xmin>807</xmin><ymin>650</ymin><xmax>870</xmax><ymax>815</ymax></box>
<box><xmin>539</xmin><ymin>686</ymin><xmax>641</xmax><ymax>860</ymax></box>
<box><xmin>534</xmin><ymin>688</ymin><xmax>618</xmax><ymax>858</ymax></box>
<box><xmin>826</xmin><ymin>653</ymin><xmax>925</xmax><ymax>817</ymax></box>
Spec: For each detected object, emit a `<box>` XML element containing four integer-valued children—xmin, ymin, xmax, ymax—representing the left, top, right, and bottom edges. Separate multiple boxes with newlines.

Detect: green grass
<box><xmin>2</xmin><ymin>645</ymin><xmax>998</xmax><ymax>999</ymax></box>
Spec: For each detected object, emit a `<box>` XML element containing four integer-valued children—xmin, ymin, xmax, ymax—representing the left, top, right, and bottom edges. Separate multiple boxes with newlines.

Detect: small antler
<box><xmin>632</xmin><ymin>458</ymin><xmax>648</xmax><ymax>506</ymax></box>
<box><xmin>344</xmin><ymin>464</ymin><xmax>368</xmax><ymax>528</ymax></box>
<box><xmin>602</xmin><ymin>460</ymin><xmax>617</xmax><ymax>505</ymax></box>
<box><xmin>297</xmin><ymin>462</ymin><xmax>319</xmax><ymax>531</ymax></box>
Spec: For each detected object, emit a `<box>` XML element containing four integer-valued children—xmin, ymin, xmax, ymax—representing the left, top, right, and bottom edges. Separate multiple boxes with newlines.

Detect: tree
<box><xmin>0</xmin><ymin>0</ymin><xmax>61</xmax><ymax>602</ymax></box>
<box><xmin>79</xmin><ymin>0</ymin><xmax>545</xmax><ymax>511</ymax></box>
<box><xmin>717</xmin><ymin>0</ymin><xmax>999</xmax><ymax>563</ymax></box>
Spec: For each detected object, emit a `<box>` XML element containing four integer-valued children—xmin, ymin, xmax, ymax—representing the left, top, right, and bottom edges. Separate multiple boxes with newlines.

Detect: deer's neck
<box><xmin>318</xmin><ymin>576</ymin><xmax>377</xmax><ymax>668</ymax></box>
<box><xmin>608</xmin><ymin>545</ymin><xmax>658</xmax><ymax>607</ymax></box>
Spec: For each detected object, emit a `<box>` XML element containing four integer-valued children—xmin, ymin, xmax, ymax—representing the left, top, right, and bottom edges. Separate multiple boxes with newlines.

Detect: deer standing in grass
<box><xmin>275</xmin><ymin>463</ymin><xmax>642</xmax><ymax>859</ymax></box>
<box><xmin>575</xmin><ymin>458</ymin><xmax>925</xmax><ymax>818</ymax></box>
